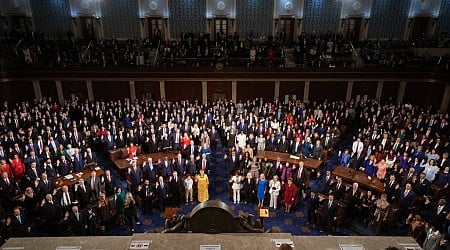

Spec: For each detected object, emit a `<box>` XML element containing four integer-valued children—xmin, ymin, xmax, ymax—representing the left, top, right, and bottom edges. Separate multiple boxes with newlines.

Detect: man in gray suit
<box><xmin>422</xmin><ymin>224</ymin><xmax>441</xmax><ymax>250</ymax></box>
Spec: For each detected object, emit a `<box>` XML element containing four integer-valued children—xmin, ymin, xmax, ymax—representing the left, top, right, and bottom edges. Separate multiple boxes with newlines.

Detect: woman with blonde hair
<box><xmin>124</xmin><ymin>192</ymin><xmax>140</xmax><ymax>232</ymax></box>
<box><xmin>268</xmin><ymin>175</ymin><xmax>281</xmax><ymax>210</ymax></box>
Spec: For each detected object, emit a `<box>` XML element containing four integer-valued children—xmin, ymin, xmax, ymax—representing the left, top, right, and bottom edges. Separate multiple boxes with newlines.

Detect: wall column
<box><xmin>303</xmin><ymin>81</ymin><xmax>310</xmax><ymax>102</ymax></box>
<box><xmin>346</xmin><ymin>81</ymin><xmax>353</xmax><ymax>102</ymax></box>
<box><xmin>160</xmin><ymin>80</ymin><xmax>166</xmax><ymax>100</ymax></box>
<box><xmin>274</xmin><ymin>81</ymin><xmax>280</xmax><ymax>101</ymax></box>
<box><xmin>397</xmin><ymin>81</ymin><xmax>407</xmax><ymax>104</ymax></box>
<box><xmin>86</xmin><ymin>80</ymin><xmax>94</xmax><ymax>101</ymax></box>
<box><xmin>440</xmin><ymin>84</ymin><xmax>450</xmax><ymax>113</ymax></box>
<box><xmin>32</xmin><ymin>80</ymin><xmax>42</xmax><ymax>100</ymax></box>
<box><xmin>202</xmin><ymin>80</ymin><xmax>208</xmax><ymax>104</ymax></box>
<box><xmin>232</xmin><ymin>81</ymin><xmax>237</xmax><ymax>103</ymax></box>
<box><xmin>375</xmin><ymin>80</ymin><xmax>383</xmax><ymax>101</ymax></box>
<box><xmin>55</xmin><ymin>80</ymin><xmax>64</xmax><ymax>104</ymax></box>
<box><xmin>130</xmin><ymin>80</ymin><xmax>136</xmax><ymax>101</ymax></box>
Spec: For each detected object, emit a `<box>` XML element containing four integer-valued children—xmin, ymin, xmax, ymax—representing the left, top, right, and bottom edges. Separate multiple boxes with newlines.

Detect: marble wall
<box><xmin>235</xmin><ymin>0</ymin><xmax>274</xmax><ymax>38</ymax></box>
<box><xmin>168</xmin><ymin>0</ymin><xmax>206</xmax><ymax>38</ymax></box>
<box><xmin>100</xmin><ymin>0</ymin><xmax>140</xmax><ymax>38</ymax></box>
<box><xmin>30</xmin><ymin>0</ymin><xmax>72</xmax><ymax>38</ymax></box>
<box><xmin>302</xmin><ymin>0</ymin><xmax>342</xmax><ymax>33</ymax></box>
<box><xmin>368</xmin><ymin>0</ymin><xmax>409</xmax><ymax>39</ymax></box>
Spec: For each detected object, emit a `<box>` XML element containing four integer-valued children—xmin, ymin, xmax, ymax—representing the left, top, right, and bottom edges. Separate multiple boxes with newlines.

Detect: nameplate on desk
<box><xmin>94</xmin><ymin>166</ymin><xmax>101</xmax><ymax>171</ymax></box>
<box><xmin>270</xmin><ymin>239</ymin><xmax>294</xmax><ymax>247</ymax></box>
<box><xmin>64</xmin><ymin>174</ymin><xmax>73</xmax><ymax>180</ymax></box>
<box><xmin>289</xmin><ymin>155</ymin><xmax>300</xmax><ymax>160</ymax></box>
<box><xmin>200</xmin><ymin>245</ymin><xmax>221</xmax><ymax>250</ymax></box>
<box><xmin>129</xmin><ymin>240</ymin><xmax>151</xmax><ymax>249</ymax></box>
<box><xmin>56</xmin><ymin>246</ymin><xmax>81</xmax><ymax>250</ymax></box>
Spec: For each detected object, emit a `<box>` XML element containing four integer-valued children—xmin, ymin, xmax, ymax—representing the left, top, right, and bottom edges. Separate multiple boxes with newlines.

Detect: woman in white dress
<box><xmin>256</xmin><ymin>134</ymin><xmax>266</xmax><ymax>151</ymax></box>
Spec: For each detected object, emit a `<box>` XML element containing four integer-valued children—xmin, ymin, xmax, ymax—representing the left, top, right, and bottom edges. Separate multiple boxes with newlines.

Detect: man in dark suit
<box><xmin>41</xmin><ymin>194</ymin><xmax>61</xmax><ymax>236</ymax></box>
<box><xmin>25</xmin><ymin>162</ymin><xmax>42</xmax><ymax>183</ymax></box>
<box><xmin>173</xmin><ymin>153</ymin><xmax>186</xmax><ymax>176</ymax></box>
<box><xmin>293</xmin><ymin>161</ymin><xmax>307</xmax><ymax>192</ymax></box>
<box><xmin>139</xmin><ymin>179</ymin><xmax>155</xmax><ymax>215</ymax></box>
<box><xmin>85</xmin><ymin>148</ymin><xmax>97</xmax><ymax>164</ymax></box>
<box><xmin>57</xmin><ymin>155</ymin><xmax>73</xmax><ymax>176</ymax></box>
<box><xmin>7</xmin><ymin>206</ymin><xmax>31</xmax><ymax>237</ymax></box>
<box><xmin>156</xmin><ymin>176</ymin><xmax>168</xmax><ymax>212</ymax></box>
<box><xmin>65</xmin><ymin>205</ymin><xmax>87</xmax><ymax>236</ymax></box>
<box><xmin>243</xmin><ymin>172</ymin><xmax>255</xmax><ymax>204</ymax></box>
<box><xmin>291</xmin><ymin>137</ymin><xmax>302</xmax><ymax>155</ymax></box>
<box><xmin>24</xmin><ymin>150</ymin><xmax>41</xmax><ymax>169</ymax></box>
<box><xmin>276</xmin><ymin>136</ymin><xmax>290</xmax><ymax>153</ymax></box>
<box><xmin>320</xmin><ymin>170</ymin><xmax>335</xmax><ymax>195</ymax></box>
<box><xmin>414</xmin><ymin>172</ymin><xmax>432</xmax><ymax>196</ymax></box>
<box><xmin>312</xmin><ymin>140</ymin><xmax>323</xmax><ymax>160</ymax></box>
<box><xmin>128</xmin><ymin>161</ymin><xmax>143</xmax><ymax>194</ymax></box>
<box><xmin>0</xmin><ymin>172</ymin><xmax>18</xmax><ymax>210</ymax></box>
<box><xmin>75</xmin><ymin>179</ymin><xmax>89</xmax><ymax>208</ymax></box>
<box><xmin>38</xmin><ymin>173</ymin><xmax>54</xmax><ymax>199</ymax></box>
<box><xmin>57</xmin><ymin>185</ymin><xmax>75</xmax><ymax>213</ymax></box>
<box><xmin>306</xmin><ymin>190</ymin><xmax>319</xmax><ymax>227</ymax></box>
<box><xmin>398</xmin><ymin>183</ymin><xmax>416</xmax><ymax>221</ymax></box>
<box><xmin>197</xmin><ymin>154</ymin><xmax>209</xmax><ymax>173</ymax></box>
<box><xmin>143</xmin><ymin>157</ymin><xmax>157</xmax><ymax>183</ymax></box>
<box><xmin>331</xmin><ymin>177</ymin><xmax>346</xmax><ymax>201</ymax></box>
<box><xmin>266</xmin><ymin>134</ymin><xmax>277</xmax><ymax>151</ymax></box>
<box><xmin>169</xmin><ymin>171</ymin><xmax>183</xmax><ymax>207</ymax></box>
<box><xmin>102</xmin><ymin>170</ymin><xmax>117</xmax><ymax>197</ymax></box>
<box><xmin>86</xmin><ymin>170</ymin><xmax>101</xmax><ymax>202</ymax></box>
<box><xmin>103</xmin><ymin>131</ymin><xmax>116</xmax><ymax>151</ymax></box>
<box><xmin>226</xmin><ymin>151</ymin><xmax>240</xmax><ymax>176</ymax></box>
<box><xmin>321</xmin><ymin>194</ymin><xmax>338</xmax><ymax>234</ymax></box>
<box><xmin>72</xmin><ymin>148</ymin><xmax>85</xmax><ymax>172</ymax></box>
<box><xmin>385</xmin><ymin>174</ymin><xmax>399</xmax><ymax>203</ymax></box>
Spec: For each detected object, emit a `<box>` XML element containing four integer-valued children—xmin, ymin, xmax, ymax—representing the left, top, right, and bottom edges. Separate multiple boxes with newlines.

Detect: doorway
<box><xmin>278</xmin><ymin>17</ymin><xmax>295</xmax><ymax>46</ymax></box>
<box><xmin>79</xmin><ymin>17</ymin><xmax>96</xmax><ymax>41</ymax></box>
<box><xmin>214</xmin><ymin>18</ymin><xmax>229</xmax><ymax>41</ymax></box>
<box><xmin>411</xmin><ymin>17</ymin><xmax>432</xmax><ymax>39</ymax></box>
<box><xmin>344</xmin><ymin>17</ymin><xmax>362</xmax><ymax>41</ymax></box>
<box><xmin>147</xmin><ymin>17</ymin><xmax>164</xmax><ymax>42</ymax></box>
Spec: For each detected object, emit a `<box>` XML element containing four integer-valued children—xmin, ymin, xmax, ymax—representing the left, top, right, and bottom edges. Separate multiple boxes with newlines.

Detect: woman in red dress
<box><xmin>0</xmin><ymin>160</ymin><xmax>13</xmax><ymax>178</ymax></box>
<box><xmin>128</xmin><ymin>142</ymin><xmax>138</xmax><ymax>159</ymax></box>
<box><xmin>10</xmin><ymin>155</ymin><xmax>25</xmax><ymax>180</ymax></box>
<box><xmin>180</xmin><ymin>133</ymin><xmax>191</xmax><ymax>150</ymax></box>
<box><xmin>283</xmin><ymin>178</ymin><xmax>297</xmax><ymax>214</ymax></box>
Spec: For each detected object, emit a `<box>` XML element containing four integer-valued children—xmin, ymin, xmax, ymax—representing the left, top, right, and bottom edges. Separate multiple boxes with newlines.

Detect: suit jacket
<box><xmin>291</xmin><ymin>141</ymin><xmax>302</xmax><ymax>155</ymax></box>
<box><xmin>312</xmin><ymin>145</ymin><xmax>323</xmax><ymax>159</ymax></box>
<box><xmin>86</xmin><ymin>176</ymin><xmax>101</xmax><ymax>197</ymax></box>
<box><xmin>173</xmin><ymin>158</ymin><xmax>186</xmax><ymax>175</ymax></box>
<box><xmin>243</xmin><ymin>177</ymin><xmax>255</xmax><ymax>194</ymax></box>
<box><xmin>414</xmin><ymin>179</ymin><xmax>432</xmax><ymax>196</ymax></box>
<box><xmin>38</xmin><ymin>179</ymin><xmax>54</xmax><ymax>197</ymax></box>
<box><xmin>332</xmin><ymin>182</ymin><xmax>346</xmax><ymax>200</ymax></box>
<box><xmin>75</xmin><ymin>185</ymin><xmax>90</xmax><ymax>207</ymax></box>
<box><xmin>384</xmin><ymin>180</ymin><xmax>398</xmax><ymax>201</ymax></box>
<box><xmin>143</xmin><ymin>162</ymin><xmax>157</xmax><ymax>182</ymax></box>
<box><xmin>323</xmin><ymin>199</ymin><xmax>338</xmax><ymax>220</ymax></box>
<box><xmin>85</xmin><ymin>152</ymin><xmax>97</xmax><ymax>164</ymax></box>
<box><xmin>293</xmin><ymin>167</ymin><xmax>307</xmax><ymax>188</ymax></box>
<box><xmin>8</xmin><ymin>214</ymin><xmax>30</xmax><ymax>237</ymax></box>
<box><xmin>102</xmin><ymin>175</ymin><xmax>117</xmax><ymax>197</ymax></box>
<box><xmin>129</xmin><ymin>167</ymin><xmax>142</xmax><ymax>187</ymax></box>
<box><xmin>25</xmin><ymin>167</ymin><xmax>42</xmax><ymax>182</ymax></box>
<box><xmin>0</xmin><ymin>178</ymin><xmax>18</xmax><ymax>201</ymax></box>
<box><xmin>68</xmin><ymin>211</ymin><xmax>87</xmax><ymax>236</ymax></box>
<box><xmin>398</xmin><ymin>189</ymin><xmax>416</xmax><ymax>209</ymax></box>
<box><xmin>156</xmin><ymin>181</ymin><xmax>169</xmax><ymax>199</ymax></box>
<box><xmin>422</xmin><ymin>229</ymin><xmax>441</xmax><ymax>250</ymax></box>
<box><xmin>169</xmin><ymin>177</ymin><xmax>183</xmax><ymax>195</ymax></box>
<box><xmin>72</xmin><ymin>153</ymin><xmax>85</xmax><ymax>172</ymax></box>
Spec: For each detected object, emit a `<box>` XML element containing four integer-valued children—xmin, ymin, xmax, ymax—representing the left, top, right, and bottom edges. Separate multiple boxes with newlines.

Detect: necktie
<box><xmin>202</xmin><ymin>160</ymin><xmax>206</xmax><ymax>169</ymax></box>
<box><xmin>5</xmin><ymin>179</ymin><xmax>9</xmax><ymax>185</ymax></box>
<box><xmin>146</xmin><ymin>186</ymin><xmax>150</xmax><ymax>197</ymax></box>
<box><xmin>33</xmin><ymin>168</ymin><xmax>37</xmax><ymax>177</ymax></box>
<box><xmin>91</xmin><ymin>178</ymin><xmax>95</xmax><ymax>190</ymax></box>
<box><xmin>328</xmin><ymin>201</ymin><xmax>332</xmax><ymax>208</ymax></box>
<box><xmin>64</xmin><ymin>192</ymin><xmax>70</xmax><ymax>206</ymax></box>
<box><xmin>76</xmin><ymin>213</ymin><xmax>79</xmax><ymax>221</ymax></box>
<box><xmin>404</xmin><ymin>190</ymin><xmax>409</xmax><ymax>197</ymax></box>
<box><xmin>17</xmin><ymin>216</ymin><xmax>22</xmax><ymax>224</ymax></box>
<box><xmin>337</xmin><ymin>183</ymin><xmax>340</xmax><ymax>190</ymax></box>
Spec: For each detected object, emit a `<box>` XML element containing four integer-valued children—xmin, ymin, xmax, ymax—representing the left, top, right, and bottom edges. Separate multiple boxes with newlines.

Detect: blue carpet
<box><xmin>103</xmin><ymin>137</ymin><xmax>404</xmax><ymax>236</ymax></box>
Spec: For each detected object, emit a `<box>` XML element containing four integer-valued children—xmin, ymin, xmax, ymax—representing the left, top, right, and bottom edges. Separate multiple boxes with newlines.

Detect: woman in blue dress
<box><xmin>364</xmin><ymin>155</ymin><xmax>377</xmax><ymax>176</ymax></box>
<box><xmin>257</xmin><ymin>174</ymin><xmax>267</xmax><ymax>207</ymax></box>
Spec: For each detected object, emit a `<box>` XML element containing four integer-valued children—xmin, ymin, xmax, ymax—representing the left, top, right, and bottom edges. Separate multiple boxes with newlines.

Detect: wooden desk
<box><xmin>114</xmin><ymin>150</ymin><xmax>179</xmax><ymax>170</ymax></box>
<box><xmin>53</xmin><ymin>168</ymin><xmax>105</xmax><ymax>189</ymax></box>
<box><xmin>332</xmin><ymin>166</ymin><xmax>384</xmax><ymax>193</ymax></box>
<box><xmin>255</xmin><ymin>150</ymin><xmax>322</xmax><ymax>170</ymax></box>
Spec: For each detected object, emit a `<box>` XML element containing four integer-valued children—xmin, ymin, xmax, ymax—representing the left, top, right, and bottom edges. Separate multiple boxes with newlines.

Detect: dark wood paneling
<box><xmin>40</xmin><ymin>80</ymin><xmax>58</xmax><ymax>101</ymax></box>
<box><xmin>92</xmin><ymin>81</ymin><xmax>130</xmax><ymax>100</ymax></box>
<box><xmin>165</xmin><ymin>81</ymin><xmax>202</xmax><ymax>101</ymax></box>
<box><xmin>61</xmin><ymin>81</ymin><xmax>88</xmax><ymax>100</ymax></box>
<box><xmin>135</xmin><ymin>81</ymin><xmax>160</xmax><ymax>100</ymax></box>
<box><xmin>309</xmin><ymin>81</ymin><xmax>347</xmax><ymax>102</ymax></box>
<box><xmin>404</xmin><ymin>82</ymin><xmax>445</xmax><ymax>110</ymax></box>
<box><xmin>207</xmin><ymin>81</ymin><xmax>232</xmax><ymax>101</ymax></box>
<box><xmin>280</xmin><ymin>82</ymin><xmax>305</xmax><ymax>101</ymax></box>
<box><xmin>237</xmin><ymin>81</ymin><xmax>274</xmax><ymax>102</ymax></box>
<box><xmin>0</xmin><ymin>81</ymin><xmax>34</xmax><ymax>104</ymax></box>
<box><xmin>380</xmin><ymin>81</ymin><xmax>399</xmax><ymax>103</ymax></box>
<box><xmin>352</xmin><ymin>81</ymin><xmax>378</xmax><ymax>99</ymax></box>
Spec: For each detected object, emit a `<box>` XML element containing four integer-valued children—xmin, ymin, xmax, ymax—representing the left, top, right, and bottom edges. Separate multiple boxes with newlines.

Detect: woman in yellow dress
<box><xmin>195</xmin><ymin>169</ymin><xmax>209</xmax><ymax>202</ymax></box>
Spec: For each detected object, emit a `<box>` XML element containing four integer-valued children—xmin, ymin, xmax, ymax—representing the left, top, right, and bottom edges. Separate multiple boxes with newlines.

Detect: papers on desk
<box><xmin>64</xmin><ymin>174</ymin><xmax>73</xmax><ymax>180</ymax></box>
<box><xmin>289</xmin><ymin>155</ymin><xmax>300</xmax><ymax>160</ymax></box>
<box><xmin>94</xmin><ymin>166</ymin><xmax>101</xmax><ymax>171</ymax></box>
<box><xmin>75</xmin><ymin>173</ymin><xmax>83</xmax><ymax>178</ymax></box>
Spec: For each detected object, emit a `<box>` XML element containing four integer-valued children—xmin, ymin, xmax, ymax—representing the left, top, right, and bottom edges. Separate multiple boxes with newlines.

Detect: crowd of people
<box><xmin>3</xmin><ymin>27</ymin><xmax>448</xmax><ymax>71</ymax></box>
<box><xmin>0</xmin><ymin>92</ymin><xmax>448</xmax><ymax>249</ymax></box>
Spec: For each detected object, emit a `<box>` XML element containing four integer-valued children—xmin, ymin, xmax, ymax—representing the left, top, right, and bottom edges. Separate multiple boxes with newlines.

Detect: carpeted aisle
<box><xmin>106</xmin><ymin>137</ymin><xmax>406</xmax><ymax>236</ymax></box>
